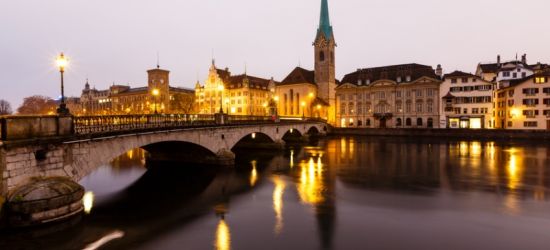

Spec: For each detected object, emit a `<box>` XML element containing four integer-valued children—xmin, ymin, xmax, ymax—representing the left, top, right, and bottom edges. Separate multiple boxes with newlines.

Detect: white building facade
<box><xmin>440</xmin><ymin>71</ymin><xmax>496</xmax><ymax>129</ymax></box>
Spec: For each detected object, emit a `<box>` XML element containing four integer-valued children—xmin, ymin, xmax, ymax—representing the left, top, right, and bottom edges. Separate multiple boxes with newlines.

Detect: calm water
<box><xmin>2</xmin><ymin>136</ymin><xmax>550</xmax><ymax>250</ymax></box>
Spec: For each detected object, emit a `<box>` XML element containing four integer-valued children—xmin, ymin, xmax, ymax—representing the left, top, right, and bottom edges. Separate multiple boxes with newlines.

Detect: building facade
<box><xmin>336</xmin><ymin>64</ymin><xmax>442</xmax><ymax>128</ymax></box>
<box><xmin>495</xmin><ymin>71</ymin><xmax>550</xmax><ymax>130</ymax></box>
<box><xmin>195</xmin><ymin>61</ymin><xmax>276</xmax><ymax>116</ymax></box>
<box><xmin>80</xmin><ymin>66</ymin><xmax>195</xmax><ymax>115</ymax></box>
<box><xmin>440</xmin><ymin>71</ymin><xmax>496</xmax><ymax>129</ymax></box>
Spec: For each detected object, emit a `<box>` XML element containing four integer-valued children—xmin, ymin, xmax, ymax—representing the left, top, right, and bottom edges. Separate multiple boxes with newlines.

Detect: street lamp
<box><xmin>55</xmin><ymin>53</ymin><xmax>70</xmax><ymax>116</ymax></box>
<box><xmin>152</xmin><ymin>88</ymin><xmax>160</xmax><ymax>114</ymax></box>
<box><xmin>218</xmin><ymin>85</ymin><xmax>224</xmax><ymax>114</ymax></box>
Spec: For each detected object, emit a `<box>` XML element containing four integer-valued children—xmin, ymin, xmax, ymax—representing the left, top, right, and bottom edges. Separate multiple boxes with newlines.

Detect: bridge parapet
<box><xmin>0</xmin><ymin>116</ymin><xmax>73</xmax><ymax>141</ymax></box>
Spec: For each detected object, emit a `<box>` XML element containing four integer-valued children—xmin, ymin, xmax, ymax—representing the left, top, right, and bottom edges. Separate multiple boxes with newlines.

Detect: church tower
<box><xmin>314</xmin><ymin>0</ymin><xmax>336</xmax><ymax>123</ymax></box>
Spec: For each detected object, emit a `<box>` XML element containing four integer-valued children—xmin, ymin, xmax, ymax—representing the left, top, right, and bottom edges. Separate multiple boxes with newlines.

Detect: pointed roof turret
<box><xmin>316</xmin><ymin>0</ymin><xmax>334</xmax><ymax>42</ymax></box>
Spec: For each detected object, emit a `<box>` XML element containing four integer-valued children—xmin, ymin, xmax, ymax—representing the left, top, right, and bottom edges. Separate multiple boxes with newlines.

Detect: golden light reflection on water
<box><xmin>298</xmin><ymin>156</ymin><xmax>325</xmax><ymax>205</ymax></box>
<box><xmin>215</xmin><ymin>219</ymin><xmax>231</xmax><ymax>250</ymax></box>
<box><xmin>83</xmin><ymin>191</ymin><xmax>95</xmax><ymax>214</ymax></box>
<box><xmin>250</xmin><ymin>160</ymin><xmax>258</xmax><ymax>187</ymax></box>
<box><xmin>507</xmin><ymin>148</ymin><xmax>522</xmax><ymax>191</ymax></box>
<box><xmin>272</xmin><ymin>176</ymin><xmax>286</xmax><ymax>235</ymax></box>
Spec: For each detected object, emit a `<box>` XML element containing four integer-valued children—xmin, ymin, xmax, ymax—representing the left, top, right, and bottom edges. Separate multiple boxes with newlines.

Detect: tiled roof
<box><xmin>341</xmin><ymin>63</ymin><xmax>438</xmax><ymax>86</ymax></box>
<box><xmin>227</xmin><ymin>74</ymin><xmax>274</xmax><ymax>90</ymax></box>
<box><xmin>443</xmin><ymin>71</ymin><xmax>476</xmax><ymax>79</ymax></box>
<box><xmin>279</xmin><ymin>67</ymin><xmax>316</xmax><ymax>86</ymax></box>
<box><xmin>478</xmin><ymin>63</ymin><xmax>499</xmax><ymax>74</ymax></box>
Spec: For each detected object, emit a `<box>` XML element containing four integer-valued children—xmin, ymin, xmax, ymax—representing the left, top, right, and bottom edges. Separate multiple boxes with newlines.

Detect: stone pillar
<box><xmin>215</xmin><ymin>113</ymin><xmax>228</xmax><ymax>125</ymax></box>
<box><xmin>216</xmin><ymin>149</ymin><xmax>235</xmax><ymax>166</ymax></box>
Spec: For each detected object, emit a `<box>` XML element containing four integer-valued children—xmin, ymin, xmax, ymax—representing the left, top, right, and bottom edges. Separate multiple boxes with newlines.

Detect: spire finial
<box><xmin>244</xmin><ymin>62</ymin><xmax>247</xmax><ymax>75</ymax></box>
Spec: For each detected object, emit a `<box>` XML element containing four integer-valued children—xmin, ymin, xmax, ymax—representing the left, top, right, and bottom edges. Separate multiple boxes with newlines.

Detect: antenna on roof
<box><xmin>298</xmin><ymin>59</ymin><xmax>301</xmax><ymax>67</ymax></box>
<box><xmin>244</xmin><ymin>62</ymin><xmax>247</xmax><ymax>75</ymax></box>
<box><xmin>156</xmin><ymin>51</ymin><xmax>160</xmax><ymax>69</ymax></box>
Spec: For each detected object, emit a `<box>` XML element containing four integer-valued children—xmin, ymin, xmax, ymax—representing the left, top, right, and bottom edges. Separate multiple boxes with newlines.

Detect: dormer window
<box><xmin>366</xmin><ymin>79</ymin><xmax>371</xmax><ymax>85</ymax></box>
<box><xmin>406</xmin><ymin>76</ymin><xmax>411</xmax><ymax>82</ymax></box>
<box><xmin>397</xmin><ymin>76</ymin><xmax>402</xmax><ymax>83</ymax></box>
<box><xmin>358</xmin><ymin>79</ymin><xmax>362</xmax><ymax>85</ymax></box>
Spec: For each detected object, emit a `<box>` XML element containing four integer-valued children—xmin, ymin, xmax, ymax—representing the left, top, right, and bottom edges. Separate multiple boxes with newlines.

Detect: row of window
<box><xmin>346</xmin><ymin>118</ymin><xmax>435</xmax><ymax>127</ymax></box>
<box><xmin>451</xmin><ymin>108</ymin><xmax>490</xmax><ymax>115</ymax></box>
<box><xmin>450</xmin><ymin>77</ymin><xmax>478</xmax><ymax>84</ymax></box>
<box><xmin>449</xmin><ymin>85</ymin><xmax>492</xmax><ymax>92</ymax></box>
<box><xmin>339</xmin><ymin>101</ymin><xmax>435</xmax><ymax>115</ymax></box>
<box><xmin>452</xmin><ymin>96</ymin><xmax>492</xmax><ymax>104</ymax></box>
<box><xmin>339</xmin><ymin>89</ymin><xmax>437</xmax><ymax>101</ymax></box>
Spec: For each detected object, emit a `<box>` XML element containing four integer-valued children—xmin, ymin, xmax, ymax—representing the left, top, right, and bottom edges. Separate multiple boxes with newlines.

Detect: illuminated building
<box><xmin>195</xmin><ymin>60</ymin><xmax>276</xmax><ymax>115</ymax></box>
<box><xmin>80</xmin><ymin>66</ymin><xmax>195</xmax><ymax>115</ymax></box>
<box><xmin>494</xmin><ymin>70</ymin><xmax>550</xmax><ymax>130</ymax></box>
<box><xmin>440</xmin><ymin>71</ymin><xmax>496</xmax><ymax>129</ymax></box>
<box><xmin>336</xmin><ymin>64</ymin><xmax>442</xmax><ymax>128</ymax></box>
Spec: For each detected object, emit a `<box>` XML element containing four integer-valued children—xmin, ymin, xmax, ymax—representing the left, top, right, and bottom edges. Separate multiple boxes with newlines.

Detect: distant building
<box><xmin>80</xmin><ymin>66</ymin><xmax>194</xmax><ymax>115</ymax></box>
<box><xmin>336</xmin><ymin>64</ymin><xmax>442</xmax><ymax>128</ymax></box>
<box><xmin>494</xmin><ymin>70</ymin><xmax>550</xmax><ymax>130</ymax></box>
<box><xmin>440</xmin><ymin>71</ymin><xmax>496</xmax><ymax>129</ymax></box>
<box><xmin>194</xmin><ymin>61</ymin><xmax>276</xmax><ymax>116</ymax></box>
<box><xmin>274</xmin><ymin>0</ymin><xmax>335</xmax><ymax>122</ymax></box>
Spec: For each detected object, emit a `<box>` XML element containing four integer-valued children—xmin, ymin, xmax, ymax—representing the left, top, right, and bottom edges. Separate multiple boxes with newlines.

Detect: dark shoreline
<box><xmin>329</xmin><ymin>128</ymin><xmax>550</xmax><ymax>141</ymax></box>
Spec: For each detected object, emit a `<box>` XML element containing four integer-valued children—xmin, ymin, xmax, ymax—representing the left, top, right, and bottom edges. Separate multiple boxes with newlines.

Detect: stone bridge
<box><xmin>0</xmin><ymin>114</ymin><xmax>327</xmax><ymax>197</ymax></box>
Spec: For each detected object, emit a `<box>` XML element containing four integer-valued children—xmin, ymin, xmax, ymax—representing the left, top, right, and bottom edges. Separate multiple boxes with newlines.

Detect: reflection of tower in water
<box><xmin>295</xmin><ymin>144</ymin><xmax>336</xmax><ymax>250</ymax></box>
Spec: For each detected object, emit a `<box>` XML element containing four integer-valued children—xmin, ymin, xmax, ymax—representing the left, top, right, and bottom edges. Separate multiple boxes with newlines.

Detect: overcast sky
<box><xmin>1</xmin><ymin>0</ymin><xmax>549</xmax><ymax>108</ymax></box>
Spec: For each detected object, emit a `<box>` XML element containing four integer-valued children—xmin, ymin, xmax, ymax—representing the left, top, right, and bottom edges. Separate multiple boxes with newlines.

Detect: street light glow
<box><xmin>56</xmin><ymin>53</ymin><xmax>68</xmax><ymax>71</ymax></box>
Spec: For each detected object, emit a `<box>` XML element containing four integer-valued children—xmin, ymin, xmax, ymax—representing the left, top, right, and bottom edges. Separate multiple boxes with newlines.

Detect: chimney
<box><xmin>436</xmin><ymin>64</ymin><xmax>443</xmax><ymax>78</ymax></box>
<box><xmin>522</xmin><ymin>54</ymin><xmax>527</xmax><ymax>64</ymax></box>
<box><xmin>497</xmin><ymin>55</ymin><xmax>501</xmax><ymax>65</ymax></box>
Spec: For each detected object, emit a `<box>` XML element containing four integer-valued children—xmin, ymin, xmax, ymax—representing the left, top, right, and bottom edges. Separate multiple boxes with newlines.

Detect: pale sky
<box><xmin>1</xmin><ymin>0</ymin><xmax>549</xmax><ymax>108</ymax></box>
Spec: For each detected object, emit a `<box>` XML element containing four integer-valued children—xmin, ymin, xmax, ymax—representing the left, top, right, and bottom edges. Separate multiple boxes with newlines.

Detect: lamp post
<box><xmin>218</xmin><ymin>85</ymin><xmax>224</xmax><ymax>114</ymax></box>
<box><xmin>152</xmin><ymin>88</ymin><xmax>160</xmax><ymax>114</ymax></box>
<box><xmin>55</xmin><ymin>53</ymin><xmax>70</xmax><ymax>116</ymax></box>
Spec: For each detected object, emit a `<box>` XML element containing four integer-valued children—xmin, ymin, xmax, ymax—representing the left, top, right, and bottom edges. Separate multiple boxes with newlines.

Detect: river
<box><xmin>2</xmin><ymin>136</ymin><xmax>550</xmax><ymax>250</ymax></box>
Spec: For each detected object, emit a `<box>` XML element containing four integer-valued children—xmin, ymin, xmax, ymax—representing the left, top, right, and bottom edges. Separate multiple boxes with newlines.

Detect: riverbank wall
<box><xmin>330</xmin><ymin>128</ymin><xmax>550</xmax><ymax>140</ymax></box>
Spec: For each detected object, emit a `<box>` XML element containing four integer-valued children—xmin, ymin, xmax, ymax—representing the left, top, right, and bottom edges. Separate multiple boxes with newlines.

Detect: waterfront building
<box><xmin>80</xmin><ymin>66</ymin><xmax>195</xmax><ymax>115</ymax></box>
<box><xmin>494</xmin><ymin>70</ymin><xmax>550</xmax><ymax>130</ymax></box>
<box><xmin>194</xmin><ymin>61</ymin><xmax>276</xmax><ymax>116</ymax></box>
<box><xmin>275</xmin><ymin>0</ymin><xmax>335</xmax><ymax>122</ymax></box>
<box><xmin>440</xmin><ymin>71</ymin><xmax>496</xmax><ymax>129</ymax></box>
<box><xmin>336</xmin><ymin>64</ymin><xmax>442</xmax><ymax>128</ymax></box>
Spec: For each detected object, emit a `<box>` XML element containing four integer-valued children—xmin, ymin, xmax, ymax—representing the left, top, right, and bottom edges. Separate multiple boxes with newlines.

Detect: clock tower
<box><xmin>314</xmin><ymin>0</ymin><xmax>336</xmax><ymax>123</ymax></box>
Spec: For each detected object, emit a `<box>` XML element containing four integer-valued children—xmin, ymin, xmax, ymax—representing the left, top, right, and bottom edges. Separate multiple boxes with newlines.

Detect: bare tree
<box><xmin>17</xmin><ymin>95</ymin><xmax>57</xmax><ymax>115</ymax></box>
<box><xmin>0</xmin><ymin>99</ymin><xmax>12</xmax><ymax>115</ymax></box>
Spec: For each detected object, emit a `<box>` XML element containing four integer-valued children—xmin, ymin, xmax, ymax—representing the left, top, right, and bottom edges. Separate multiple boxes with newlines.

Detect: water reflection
<box><xmin>272</xmin><ymin>176</ymin><xmax>285</xmax><ymax>235</ymax></box>
<box><xmin>4</xmin><ymin>137</ymin><xmax>550</xmax><ymax>250</ymax></box>
<box><xmin>215</xmin><ymin>218</ymin><xmax>231</xmax><ymax>250</ymax></box>
<box><xmin>83</xmin><ymin>191</ymin><xmax>95</xmax><ymax>214</ymax></box>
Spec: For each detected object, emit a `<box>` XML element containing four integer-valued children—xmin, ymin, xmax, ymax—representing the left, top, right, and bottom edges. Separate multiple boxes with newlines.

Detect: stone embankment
<box><xmin>331</xmin><ymin>128</ymin><xmax>550</xmax><ymax>140</ymax></box>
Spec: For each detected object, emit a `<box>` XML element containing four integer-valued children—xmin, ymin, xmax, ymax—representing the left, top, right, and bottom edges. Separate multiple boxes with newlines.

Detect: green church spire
<box><xmin>316</xmin><ymin>0</ymin><xmax>334</xmax><ymax>41</ymax></box>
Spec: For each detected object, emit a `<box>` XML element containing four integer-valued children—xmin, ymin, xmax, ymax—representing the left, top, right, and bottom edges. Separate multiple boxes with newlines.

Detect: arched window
<box><xmin>417</xmin><ymin>118</ymin><xmax>423</xmax><ymax>126</ymax></box>
<box><xmin>427</xmin><ymin>118</ymin><xmax>434</xmax><ymax>128</ymax></box>
<box><xmin>358</xmin><ymin>120</ymin><xmax>363</xmax><ymax>127</ymax></box>
<box><xmin>320</xmin><ymin>51</ymin><xmax>325</xmax><ymax>62</ymax></box>
<box><xmin>396</xmin><ymin>118</ymin><xmax>402</xmax><ymax>127</ymax></box>
<box><xmin>406</xmin><ymin>118</ymin><xmax>412</xmax><ymax>126</ymax></box>
<box><xmin>366</xmin><ymin>119</ymin><xmax>371</xmax><ymax>127</ymax></box>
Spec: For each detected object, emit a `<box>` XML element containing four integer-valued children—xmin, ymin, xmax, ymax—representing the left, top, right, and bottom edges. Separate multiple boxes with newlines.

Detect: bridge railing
<box><xmin>0</xmin><ymin>114</ymin><xmax>327</xmax><ymax>140</ymax></box>
<box><xmin>73</xmin><ymin>114</ymin><xmax>216</xmax><ymax>135</ymax></box>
